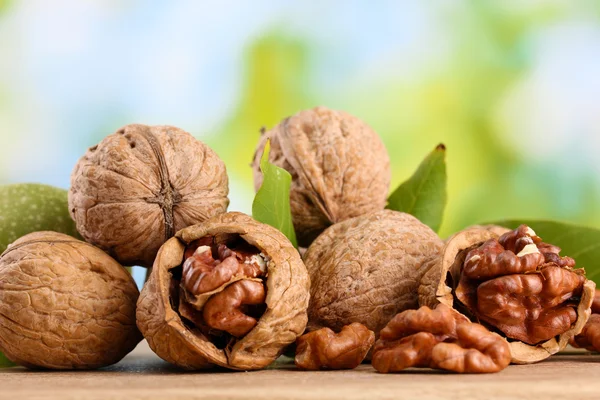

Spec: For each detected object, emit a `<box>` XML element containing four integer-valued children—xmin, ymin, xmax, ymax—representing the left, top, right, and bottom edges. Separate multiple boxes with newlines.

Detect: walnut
<box><xmin>592</xmin><ymin>288</ymin><xmax>600</xmax><ymax>314</ymax></box>
<box><xmin>304</xmin><ymin>210</ymin><xmax>443</xmax><ymax>339</ymax></box>
<box><xmin>295</xmin><ymin>323</ymin><xmax>375</xmax><ymax>370</ymax></box>
<box><xmin>419</xmin><ymin>224</ymin><xmax>595</xmax><ymax>364</ymax></box>
<box><xmin>136</xmin><ymin>212</ymin><xmax>310</xmax><ymax>370</ymax></box>
<box><xmin>252</xmin><ymin>107</ymin><xmax>391</xmax><ymax>247</ymax></box>
<box><xmin>372</xmin><ymin>304</ymin><xmax>511</xmax><ymax>373</ymax></box>
<box><xmin>69</xmin><ymin>124</ymin><xmax>229</xmax><ymax>267</ymax></box>
<box><xmin>570</xmin><ymin>289</ymin><xmax>600</xmax><ymax>352</ymax></box>
<box><xmin>202</xmin><ymin>280</ymin><xmax>266</xmax><ymax>337</ymax></box>
<box><xmin>570</xmin><ymin>314</ymin><xmax>600</xmax><ymax>352</ymax></box>
<box><xmin>0</xmin><ymin>231</ymin><xmax>141</xmax><ymax>369</ymax></box>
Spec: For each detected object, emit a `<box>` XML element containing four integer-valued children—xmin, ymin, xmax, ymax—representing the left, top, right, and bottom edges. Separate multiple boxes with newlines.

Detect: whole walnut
<box><xmin>252</xmin><ymin>107</ymin><xmax>391</xmax><ymax>247</ymax></box>
<box><xmin>304</xmin><ymin>210</ymin><xmax>443</xmax><ymax>339</ymax></box>
<box><xmin>136</xmin><ymin>212</ymin><xmax>310</xmax><ymax>370</ymax></box>
<box><xmin>69</xmin><ymin>124</ymin><xmax>229</xmax><ymax>267</ymax></box>
<box><xmin>418</xmin><ymin>225</ymin><xmax>595</xmax><ymax>364</ymax></box>
<box><xmin>0</xmin><ymin>231</ymin><xmax>141</xmax><ymax>369</ymax></box>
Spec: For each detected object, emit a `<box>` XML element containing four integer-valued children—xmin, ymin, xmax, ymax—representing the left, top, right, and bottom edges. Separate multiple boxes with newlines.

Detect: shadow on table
<box><xmin>3</xmin><ymin>353</ymin><xmax>598</xmax><ymax>376</ymax></box>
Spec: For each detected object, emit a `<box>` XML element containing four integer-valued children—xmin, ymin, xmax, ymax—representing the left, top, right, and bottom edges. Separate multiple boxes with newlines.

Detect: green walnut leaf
<box><xmin>0</xmin><ymin>352</ymin><xmax>15</xmax><ymax>368</ymax></box>
<box><xmin>0</xmin><ymin>183</ymin><xmax>81</xmax><ymax>254</ymax></box>
<box><xmin>252</xmin><ymin>140</ymin><xmax>298</xmax><ymax>248</ymax></box>
<box><xmin>490</xmin><ymin>220</ymin><xmax>600</xmax><ymax>285</ymax></box>
<box><xmin>387</xmin><ymin>144</ymin><xmax>447</xmax><ymax>233</ymax></box>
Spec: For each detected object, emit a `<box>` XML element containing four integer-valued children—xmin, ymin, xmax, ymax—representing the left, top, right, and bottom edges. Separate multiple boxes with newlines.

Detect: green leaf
<box><xmin>252</xmin><ymin>140</ymin><xmax>298</xmax><ymax>248</ymax></box>
<box><xmin>0</xmin><ymin>352</ymin><xmax>15</xmax><ymax>368</ymax></box>
<box><xmin>387</xmin><ymin>144</ymin><xmax>447</xmax><ymax>232</ymax></box>
<box><xmin>490</xmin><ymin>220</ymin><xmax>600</xmax><ymax>285</ymax></box>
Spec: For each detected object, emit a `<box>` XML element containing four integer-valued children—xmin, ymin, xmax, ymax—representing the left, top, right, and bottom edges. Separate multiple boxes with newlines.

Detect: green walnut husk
<box><xmin>0</xmin><ymin>183</ymin><xmax>81</xmax><ymax>254</ymax></box>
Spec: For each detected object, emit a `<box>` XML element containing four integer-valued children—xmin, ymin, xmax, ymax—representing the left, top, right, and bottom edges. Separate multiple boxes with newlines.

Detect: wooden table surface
<box><xmin>1</xmin><ymin>341</ymin><xmax>600</xmax><ymax>400</ymax></box>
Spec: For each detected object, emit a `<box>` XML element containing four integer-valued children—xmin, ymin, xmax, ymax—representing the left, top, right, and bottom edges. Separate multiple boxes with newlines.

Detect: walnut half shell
<box><xmin>0</xmin><ymin>232</ymin><xmax>141</xmax><ymax>369</ymax></box>
<box><xmin>136</xmin><ymin>212</ymin><xmax>310</xmax><ymax>370</ymax></box>
<box><xmin>419</xmin><ymin>225</ymin><xmax>595</xmax><ymax>364</ymax></box>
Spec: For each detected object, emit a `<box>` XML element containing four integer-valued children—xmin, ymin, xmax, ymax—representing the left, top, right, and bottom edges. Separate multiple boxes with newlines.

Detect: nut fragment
<box><xmin>69</xmin><ymin>124</ymin><xmax>229</xmax><ymax>267</ymax></box>
<box><xmin>252</xmin><ymin>107</ymin><xmax>391</xmax><ymax>247</ymax></box>
<box><xmin>295</xmin><ymin>323</ymin><xmax>375</xmax><ymax>370</ymax></box>
<box><xmin>592</xmin><ymin>289</ymin><xmax>600</xmax><ymax>314</ymax></box>
<box><xmin>570</xmin><ymin>314</ymin><xmax>600</xmax><ymax>352</ymax></box>
<box><xmin>305</xmin><ymin>210</ymin><xmax>443</xmax><ymax>339</ymax></box>
<box><xmin>136</xmin><ymin>212</ymin><xmax>310</xmax><ymax>370</ymax></box>
<box><xmin>419</xmin><ymin>224</ymin><xmax>595</xmax><ymax>364</ymax></box>
<box><xmin>0</xmin><ymin>232</ymin><xmax>141</xmax><ymax>369</ymax></box>
<box><xmin>571</xmin><ymin>290</ymin><xmax>600</xmax><ymax>352</ymax></box>
<box><xmin>372</xmin><ymin>304</ymin><xmax>511</xmax><ymax>374</ymax></box>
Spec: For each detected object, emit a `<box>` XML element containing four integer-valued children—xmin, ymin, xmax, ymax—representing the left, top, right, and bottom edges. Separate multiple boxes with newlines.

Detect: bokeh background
<box><xmin>2</xmin><ymin>0</ymin><xmax>600</xmax><ymax>240</ymax></box>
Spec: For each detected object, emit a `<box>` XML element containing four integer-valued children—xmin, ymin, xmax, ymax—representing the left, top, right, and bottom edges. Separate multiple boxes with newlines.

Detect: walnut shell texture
<box><xmin>0</xmin><ymin>231</ymin><xmax>141</xmax><ymax>369</ymax></box>
<box><xmin>305</xmin><ymin>210</ymin><xmax>443</xmax><ymax>337</ymax></box>
<box><xmin>136</xmin><ymin>212</ymin><xmax>310</xmax><ymax>371</ymax></box>
<box><xmin>418</xmin><ymin>226</ymin><xmax>595</xmax><ymax>364</ymax></box>
<box><xmin>69</xmin><ymin>124</ymin><xmax>229</xmax><ymax>267</ymax></box>
<box><xmin>252</xmin><ymin>106</ymin><xmax>391</xmax><ymax>247</ymax></box>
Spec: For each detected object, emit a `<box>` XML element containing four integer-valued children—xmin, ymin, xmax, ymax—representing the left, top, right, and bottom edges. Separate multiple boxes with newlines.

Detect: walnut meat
<box><xmin>252</xmin><ymin>107</ymin><xmax>391</xmax><ymax>247</ymax></box>
<box><xmin>305</xmin><ymin>210</ymin><xmax>443</xmax><ymax>338</ymax></box>
<box><xmin>419</xmin><ymin>225</ymin><xmax>595</xmax><ymax>364</ymax></box>
<box><xmin>570</xmin><ymin>314</ymin><xmax>600</xmax><ymax>352</ymax></box>
<box><xmin>570</xmin><ymin>289</ymin><xmax>600</xmax><ymax>352</ymax></box>
<box><xmin>593</xmin><ymin>289</ymin><xmax>600</xmax><ymax>314</ymax></box>
<box><xmin>0</xmin><ymin>232</ymin><xmax>141</xmax><ymax>369</ymax></box>
<box><xmin>295</xmin><ymin>323</ymin><xmax>375</xmax><ymax>370</ymax></box>
<box><xmin>136</xmin><ymin>212</ymin><xmax>310</xmax><ymax>370</ymax></box>
<box><xmin>372</xmin><ymin>304</ymin><xmax>511</xmax><ymax>373</ymax></box>
<box><xmin>69</xmin><ymin>124</ymin><xmax>229</xmax><ymax>267</ymax></box>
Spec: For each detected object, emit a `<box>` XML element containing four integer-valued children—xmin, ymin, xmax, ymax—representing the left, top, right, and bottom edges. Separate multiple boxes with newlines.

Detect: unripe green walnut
<box><xmin>0</xmin><ymin>183</ymin><xmax>80</xmax><ymax>254</ymax></box>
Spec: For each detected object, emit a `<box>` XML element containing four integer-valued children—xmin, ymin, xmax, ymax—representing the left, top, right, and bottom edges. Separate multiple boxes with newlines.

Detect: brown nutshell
<box><xmin>252</xmin><ymin>106</ymin><xmax>391</xmax><ymax>247</ymax></box>
<box><xmin>305</xmin><ymin>210</ymin><xmax>443</xmax><ymax>338</ymax></box>
<box><xmin>295</xmin><ymin>323</ymin><xmax>375</xmax><ymax>370</ymax></box>
<box><xmin>372</xmin><ymin>304</ymin><xmax>511</xmax><ymax>374</ymax></box>
<box><xmin>418</xmin><ymin>224</ymin><xmax>595</xmax><ymax>364</ymax></box>
<box><xmin>0</xmin><ymin>231</ymin><xmax>141</xmax><ymax>369</ymax></box>
<box><xmin>136</xmin><ymin>212</ymin><xmax>310</xmax><ymax>371</ymax></box>
<box><xmin>69</xmin><ymin>124</ymin><xmax>229</xmax><ymax>267</ymax></box>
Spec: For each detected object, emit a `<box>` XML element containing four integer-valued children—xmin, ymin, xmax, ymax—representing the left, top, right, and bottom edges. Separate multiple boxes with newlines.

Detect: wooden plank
<box><xmin>1</xmin><ymin>341</ymin><xmax>600</xmax><ymax>400</ymax></box>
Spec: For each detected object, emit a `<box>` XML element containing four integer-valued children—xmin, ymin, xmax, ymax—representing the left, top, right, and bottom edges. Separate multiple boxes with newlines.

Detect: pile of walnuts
<box><xmin>0</xmin><ymin>107</ymin><xmax>596</xmax><ymax>375</ymax></box>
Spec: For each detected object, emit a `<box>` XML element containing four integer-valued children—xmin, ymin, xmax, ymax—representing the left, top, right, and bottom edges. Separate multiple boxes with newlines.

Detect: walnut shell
<box><xmin>418</xmin><ymin>226</ymin><xmax>595</xmax><ymax>364</ymax></box>
<box><xmin>136</xmin><ymin>212</ymin><xmax>310</xmax><ymax>370</ymax></box>
<box><xmin>252</xmin><ymin>107</ymin><xmax>391</xmax><ymax>247</ymax></box>
<box><xmin>0</xmin><ymin>231</ymin><xmax>141</xmax><ymax>369</ymax></box>
<box><xmin>305</xmin><ymin>210</ymin><xmax>443</xmax><ymax>337</ymax></box>
<box><xmin>69</xmin><ymin>124</ymin><xmax>229</xmax><ymax>267</ymax></box>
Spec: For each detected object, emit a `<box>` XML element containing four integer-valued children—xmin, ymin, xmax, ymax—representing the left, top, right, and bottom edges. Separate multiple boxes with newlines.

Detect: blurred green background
<box><xmin>1</xmin><ymin>0</ymin><xmax>600</xmax><ymax>239</ymax></box>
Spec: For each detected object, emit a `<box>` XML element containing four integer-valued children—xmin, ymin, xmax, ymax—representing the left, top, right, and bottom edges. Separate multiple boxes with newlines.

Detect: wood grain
<box><xmin>1</xmin><ymin>341</ymin><xmax>599</xmax><ymax>400</ymax></box>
